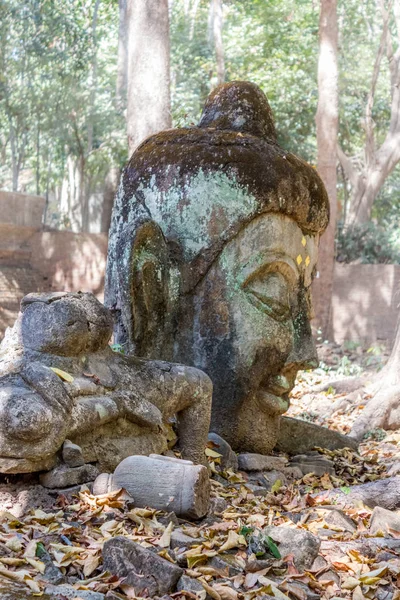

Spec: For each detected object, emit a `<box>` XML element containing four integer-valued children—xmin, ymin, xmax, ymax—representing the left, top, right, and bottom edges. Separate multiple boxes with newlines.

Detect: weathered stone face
<box><xmin>105</xmin><ymin>81</ymin><xmax>329</xmax><ymax>453</ymax></box>
<box><xmin>178</xmin><ymin>214</ymin><xmax>319</xmax><ymax>453</ymax></box>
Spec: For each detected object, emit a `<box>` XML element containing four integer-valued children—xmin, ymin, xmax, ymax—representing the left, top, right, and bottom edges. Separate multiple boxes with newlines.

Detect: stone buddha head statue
<box><xmin>105</xmin><ymin>81</ymin><xmax>329</xmax><ymax>454</ymax></box>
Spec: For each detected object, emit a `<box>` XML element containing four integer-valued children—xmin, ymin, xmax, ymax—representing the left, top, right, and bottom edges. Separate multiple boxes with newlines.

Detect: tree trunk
<box><xmin>87</xmin><ymin>0</ymin><xmax>101</xmax><ymax>155</ymax></box>
<box><xmin>126</xmin><ymin>0</ymin><xmax>172</xmax><ymax>155</ymax></box>
<box><xmin>350</xmin><ymin>311</ymin><xmax>400</xmax><ymax>439</ymax></box>
<box><xmin>312</xmin><ymin>0</ymin><xmax>339</xmax><ymax>339</ymax></box>
<box><xmin>8</xmin><ymin>118</ymin><xmax>19</xmax><ymax>192</ymax></box>
<box><xmin>116</xmin><ymin>0</ymin><xmax>128</xmax><ymax>107</ymax></box>
<box><xmin>339</xmin><ymin>0</ymin><xmax>400</xmax><ymax>227</ymax></box>
<box><xmin>101</xmin><ymin>166</ymin><xmax>120</xmax><ymax>233</ymax></box>
<box><xmin>209</xmin><ymin>0</ymin><xmax>225</xmax><ymax>86</ymax></box>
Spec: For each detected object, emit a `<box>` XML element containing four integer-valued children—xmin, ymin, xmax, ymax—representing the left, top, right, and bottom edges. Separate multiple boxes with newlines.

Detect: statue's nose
<box><xmin>284</xmin><ymin>313</ymin><xmax>319</xmax><ymax>372</ymax></box>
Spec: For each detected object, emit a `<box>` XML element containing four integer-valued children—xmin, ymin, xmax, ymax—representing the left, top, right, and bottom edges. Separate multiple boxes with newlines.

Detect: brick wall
<box><xmin>332</xmin><ymin>264</ymin><xmax>400</xmax><ymax>346</ymax></box>
<box><xmin>0</xmin><ymin>224</ymin><xmax>107</xmax><ymax>338</ymax></box>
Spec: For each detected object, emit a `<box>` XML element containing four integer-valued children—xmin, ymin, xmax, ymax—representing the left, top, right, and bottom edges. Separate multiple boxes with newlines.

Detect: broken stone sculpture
<box><xmin>0</xmin><ymin>292</ymin><xmax>212</xmax><ymax>474</ymax></box>
<box><xmin>105</xmin><ymin>80</ymin><xmax>329</xmax><ymax>454</ymax></box>
<box><xmin>93</xmin><ymin>454</ymin><xmax>210</xmax><ymax>519</ymax></box>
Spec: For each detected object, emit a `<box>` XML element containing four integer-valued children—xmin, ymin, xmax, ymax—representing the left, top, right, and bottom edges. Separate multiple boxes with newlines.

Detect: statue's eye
<box><xmin>244</xmin><ymin>272</ymin><xmax>291</xmax><ymax>321</ymax></box>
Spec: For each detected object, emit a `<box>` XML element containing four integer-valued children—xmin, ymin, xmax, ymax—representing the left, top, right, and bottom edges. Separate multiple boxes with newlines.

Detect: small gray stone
<box><xmin>177</xmin><ymin>575</ymin><xmax>205</xmax><ymax>596</ymax></box>
<box><xmin>289</xmin><ymin>454</ymin><xmax>335</xmax><ymax>477</ymax></box>
<box><xmin>208</xmin><ymin>555</ymin><xmax>242</xmax><ymax>576</ymax></box>
<box><xmin>62</xmin><ymin>440</ymin><xmax>85</xmax><ymax>467</ymax></box>
<box><xmin>45</xmin><ymin>584</ymin><xmax>105</xmax><ymax>599</ymax></box>
<box><xmin>238</xmin><ymin>453</ymin><xmax>288</xmax><ymax>472</ymax></box>
<box><xmin>170</xmin><ymin>529</ymin><xmax>204</xmax><ymax>549</ymax></box>
<box><xmin>243</xmin><ymin>484</ymin><xmax>270</xmax><ymax>497</ymax></box>
<box><xmin>208</xmin><ymin>497</ymin><xmax>228</xmax><ymax>515</ymax></box>
<box><xmin>103</xmin><ymin>536</ymin><xmax>183</xmax><ymax>595</ymax></box>
<box><xmin>263</xmin><ymin>526</ymin><xmax>320</xmax><ymax>572</ymax></box>
<box><xmin>369</xmin><ymin>506</ymin><xmax>400</xmax><ymax>535</ymax></box>
<box><xmin>208</xmin><ymin>433</ymin><xmax>238</xmax><ymax>471</ymax></box>
<box><xmin>322</xmin><ymin>508</ymin><xmax>357</xmax><ymax>533</ymax></box>
<box><xmin>36</xmin><ymin>544</ymin><xmax>65</xmax><ymax>584</ymax></box>
<box><xmin>276</xmin><ymin>417</ymin><xmax>358</xmax><ymax>454</ymax></box>
<box><xmin>247</xmin><ymin>470</ymin><xmax>287</xmax><ymax>490</ymax></box>
<box><xmin>40</xmin><ymin>464</ymin><xmax>99</xmax><ymax>489</ymax></box>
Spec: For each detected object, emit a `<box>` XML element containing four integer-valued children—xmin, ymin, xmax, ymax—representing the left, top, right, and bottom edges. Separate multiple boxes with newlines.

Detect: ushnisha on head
<box><xmin>106</xmin><ymin>80</ymin><xmax>329</xmax><ymax>454</ymax></box>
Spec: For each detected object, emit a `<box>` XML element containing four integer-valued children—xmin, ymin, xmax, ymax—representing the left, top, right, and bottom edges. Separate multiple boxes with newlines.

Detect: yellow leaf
<box><xmin>271</xmin><ymin>480</ymin><xmax>282</xmax><ymax>493</ymax></box>
<box><xmin>185</xmin><ymin>548</ymin><xmax>208</xmax><ymax>569</ymax></box>
<box><xmin>342</xmin><ymin>577</ymin><xmax>361</xmax><ymax>590</ymax></box>
<box><xmin>157</xmin><ymin>521</ymin><xmax>173</xmax><ymax>548</ymax></box>
<box><xmin>82</xmin><ymin>553</ymin><xmax>100</xmax><ymax>578</ymax></box>
<box><xmin>205</xmin><ymin>448</ymin><xmax>223</xmax><ymax>459</ymax></box>
<box><xmin>49</xmin><ymin>367</ymin><xmax>74</xmax><ymax>382</ymax></box>
<box><xmin>359</xmin><ymin>565</ymin><xmax>388</xmax><ymax>582</ymax></box>
<box><xmin>219</xmin><ymin>530</ymin><xmax>246</xmax><ymax>553</ymax></box>
<box><xmin>212</xmin><ymin>583</ymin><xmax>239</xmax><ymax>600</ymax></box>
<box><xmin>199</xmin><ymin>579</ymin><xmax>221</xmax><ymax>600</ymax></box>
<box><xmin>25</xmin><ymin>558</ymin><xmax>46</xmax><ymax>574</ymax></box>
<box><xmin>352</xmin><ymin>585</ymin><xmax>366</xmax><ymax>600</ymax></box>
<box><xmin>6</xmin><ymin>537</ymin><xmax>22</xmax><ymax>552</ymax></box>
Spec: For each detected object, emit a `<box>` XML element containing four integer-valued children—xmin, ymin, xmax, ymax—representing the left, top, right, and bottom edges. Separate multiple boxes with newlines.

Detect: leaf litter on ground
<box><xmin>0</xmin><ymin>344</ymin><xmax>399</xmax><ymax>599</ymax></box>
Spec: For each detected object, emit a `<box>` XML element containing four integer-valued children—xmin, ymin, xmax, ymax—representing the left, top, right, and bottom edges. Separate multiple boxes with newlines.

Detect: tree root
<box><xmin>350</xmin><ymin>385</ymin><xmax>400</xmax><ymax>440</ymax></box>
<box><xmin>311</xmin><ymin>375</ymin><xmax>374</xmax><ymax>395</ymax></box>
<box><xmin>316</xmin><ymin>476</ymin><xmax>400</xmax><ymax>510</ymax></box>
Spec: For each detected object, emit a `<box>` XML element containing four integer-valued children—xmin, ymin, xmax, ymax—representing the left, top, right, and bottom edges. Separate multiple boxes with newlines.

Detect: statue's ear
<box><xmin>116</xmin><ymin>219</ymin><xmax>170</xmax><ymax>355</ymax></box>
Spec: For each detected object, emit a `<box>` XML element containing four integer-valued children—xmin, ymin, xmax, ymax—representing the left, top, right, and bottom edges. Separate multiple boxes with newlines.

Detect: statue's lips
<box><xmin>257</xmin><ymin>388</ymin><xmax>290</xmax><ymax>415</ymax></box>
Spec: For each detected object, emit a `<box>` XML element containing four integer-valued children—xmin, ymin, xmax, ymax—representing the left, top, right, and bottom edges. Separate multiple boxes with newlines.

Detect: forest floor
<box><xmin>0</xmin><ymin>343</ymin><xmax>399</xmax><ymax>600</ymax></box>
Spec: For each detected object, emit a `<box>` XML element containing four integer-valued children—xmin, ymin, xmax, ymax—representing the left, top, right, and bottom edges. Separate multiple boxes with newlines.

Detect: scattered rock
<box><xmin>244</xmin><ymin>484</ymin><xmax>271</xmax><ymax>496</ymax></box>
<box><xmin>177</xmin><ymin>575</ymin><xmax>205</xmax><ymax>597</ymax></box>
<box><xmin>170</xmin><ymin>529</ymin><xmax>204</xmax><ymax>549</ymax></box>
<box><xmin>319</xmin><ymin>508</ymin><xmax>357</xmax><ymax>533</ymax></box>
<box><xmin>237</xmin><ymin>453</ymin><xmax>288</xmax><ymax>472</ymax></box>
<box><xmin>388</xmin><ymin>461</ymin><xmax>400</xmax><ymax>476</ymax></box>
<box><xmin>40</xmin><ymin>464</ymin><xmax>99</xmax><ymax>489</ymax></box>
<box><xmin>208</xmin><ymin>555</ymin><xmax>243</xmax><ymax>576</ymax></box>
<box><xmin>208</xmin><ymin>433</ymin><xmax>238</xmax><ymax>471</ymax></box>
<box><xmin>45</xmin><ymin>584</ymin><xmax>105</xmax><ymax>599</ymax></box>
<box><xmin>263</xmin><ymin>526</ymin><xmax>320</xmax><ymax>572</ymax></box>
<box><xmin>275</xmin><ymin>416</ymin><xmax>358</xmax><ymax>454</ymax></box>
<box><xmin>246</xmin><ymin>470</ymin><xmax>287</xmax><ymax>490</ymax></box>
<box><xmin>102</xmin><ymin>536</ymin><xmax>183</xmax><ymax>596</ymax></box>
<box><xmin>208</xmin><ymin>496</ymin><xmax>228</xmax><ymax>515</ymax></box>
<box><xmin>289</xmin><ymin>454</ymin><xmax>335</xmax><ymax>476</ymax></box>
<box><xmin>369</xmin><ymin>506</ymin><xmax>400</xmax><ymax>535</ymax></box>
<box><xmin>36</xmin><ymin>544</ymin><xmax>65</xmax><ymax>584</ymax></box>
<box><xmin>322</xmin><ymin>476</ymin><xmax>400</xmax><ymax>510</ymax></box>
<box><xmin>283</xmin><ymin>466</ymin><xmax>304</xmax><ymax>480</ymax></box>
<box><xmin>62</xmin><ymin>440</ymin><xmax>85</xmax><ymax>468</ymax></box>
<box><xmin>158</xmin><ymin>511</ymin><xmax>180</xmax><ymax>527</ymax></box>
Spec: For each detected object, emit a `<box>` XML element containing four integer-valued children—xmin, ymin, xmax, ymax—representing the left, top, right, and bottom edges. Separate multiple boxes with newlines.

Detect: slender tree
<box><xmin>313</xmin><ymin>0</ymin><xmax>339</xmax><ymax>338</ymax></box>
<box><xmin>339</xmin><ymin>0</ymin><xmax>400</xmax><ymax>226</ymax></box>
<box><xmin>126</xmin><ymin>0</ymin><xmax>172</xmax><ymax>154</ymax></box>
<box><xmin>209</xmin><ymin>0</ymin><xmax>225</xmax><ymax>86</ymax></box>
<box><xmin>116</xmin><ymin>0</ymin><xmax>128</xmax><ymax>107</ymax></box>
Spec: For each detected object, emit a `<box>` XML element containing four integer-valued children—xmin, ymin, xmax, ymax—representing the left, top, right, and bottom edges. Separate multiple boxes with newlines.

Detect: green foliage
<box><xmin>363</xmin><ymin>428</ymin><xmax>387</xmax><ymax>441</ymax></box>
<box><xmin>1</xmin><ymin>0</ymin><xmax>399</xmax><ymax>236</ymax></box>
<box><xmin>336</xmin><ymin>221</ymin><xmax>400</xmax><ymax>264</ymax></box>
<box><xmin>0</xmin><ymin>0</ymin><xmax>125</xmax><ymax>209</ymax></box>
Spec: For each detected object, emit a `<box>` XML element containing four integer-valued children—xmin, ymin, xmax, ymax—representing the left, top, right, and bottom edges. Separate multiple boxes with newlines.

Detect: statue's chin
<box><xmin>234</xmin><ymin>393</ymin><xmax>283</xmax><ymax>455</ymax></box>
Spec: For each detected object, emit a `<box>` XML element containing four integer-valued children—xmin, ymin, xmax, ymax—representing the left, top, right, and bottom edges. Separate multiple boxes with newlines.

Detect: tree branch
<box><xmin>364</xmin><ymin>0</ymin><xmax>391</xmax><ymax>167</ymax></box>
<box><xmin>336</xmin><ymin>144</ymin><xmax>360</xmax><ymax>188</ymax></box>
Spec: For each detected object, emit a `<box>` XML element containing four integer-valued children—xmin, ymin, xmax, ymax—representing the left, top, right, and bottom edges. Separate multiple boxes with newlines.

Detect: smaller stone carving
<box><xmin>93</xmin><ymin>454</ymin><xmax>210</xmax><ymax>519</ymax></box>
<box><xmin>0</xmin><ymin>292</ymin><xmax>212</xmax><ymax>474</ymax></box>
